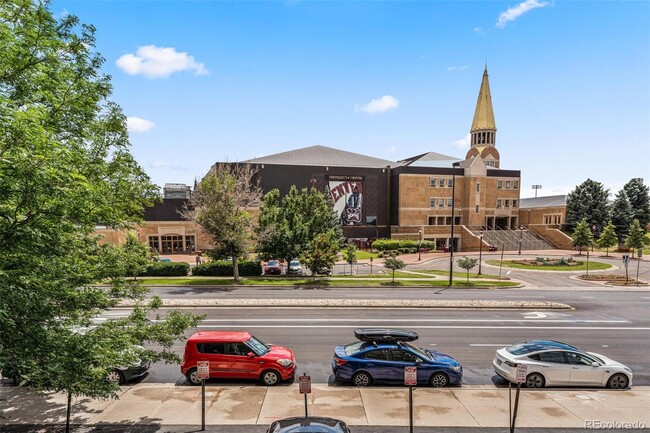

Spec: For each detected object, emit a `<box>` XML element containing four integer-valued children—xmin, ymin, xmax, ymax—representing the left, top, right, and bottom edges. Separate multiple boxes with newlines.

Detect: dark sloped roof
<box><xmin>244</xmin><ymin>145</ymin><xmax>395</xmax><ymax>168</ymax></box>
<box><xmin>520</xmin><ymin>195</ymin><xmax>566</xmax><ymax>209</ymax></box>
<box><xmin>398</xmin><ymin>151</ymin><xmax>462</xmax><ymax>168</ymax></box>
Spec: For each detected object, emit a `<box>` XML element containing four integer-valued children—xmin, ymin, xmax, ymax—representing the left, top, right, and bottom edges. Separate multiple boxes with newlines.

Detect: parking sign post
<box><xmin>299</xmin><ymin>373</ymin><xmax>311</xmax><ymax>418</ymax></box>
<box><xmin>197</xmin><ymin>361</ymin><xmax>210</xmax><ymax>431</ymax></box>
<box><xmin>404</xmin><ymin>366</ymin><xmax>417</xmax><ymax>433</ymax></box>
<box><xmin>511</xmin><ymin>363</ymin><xmax>527</xmax><ymax>433</ymax></box>
<box><xmin>622</xmin><ymin>255</ymin><xmax>630</xmax><ymax>283</ymax></box>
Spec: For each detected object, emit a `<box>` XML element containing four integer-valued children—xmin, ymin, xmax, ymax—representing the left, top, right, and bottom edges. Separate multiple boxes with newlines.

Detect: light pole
<box><xmin>591</xmin><ymin>224</ymin><xmax>596</xmax><ymax>252</ymax></box>
<box><xmin>518</xmin><ymin>225</ymin><xmax>523</xmax><ymax>255</ymax></box>
<box><xmin>478</xmin><ymin>230</ymin><xmax>484</xmax><ymax>275</ymax></box>
<box><xmin>418</xmin><ymin>228</ymin><xmax>422</xmax><ymax>261</ymax></box>
<box><xmin>449</xmin><ymin>162</ymin><xmax>461</xmax><ymax>286</ymax></box>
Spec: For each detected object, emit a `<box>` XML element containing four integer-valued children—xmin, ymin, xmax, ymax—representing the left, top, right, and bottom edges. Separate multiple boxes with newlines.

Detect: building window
<box><xmin>513</xmin><ymin>180</ymin><xmax>519</xmax><ymax>189</ymax></box>
<box><xmin>438</xmin><ymin>216</ymin><xmax>446</xmax><ymax>225</ymax></box>
<box><xmin>430</xmin><ymin>198</ymin><xmax>436</xmax><ymax>207</ymax></box>
<box><xmin>497</xmin><ymin>199</ymin><xmax>502</xmax><ymax>208</ymax></box>
<box><xmin>430</xmin><ymin>178</ymin><xmax>436</xmax><ymax>187</ymax></box>
<box><xmin>438</xmin><ymin>199</ymin><xmax>445</xmax><ymax>207</ymax></box>
<box><xmin>505</xmin><ymin>181</ymin><xmax>511</xmax><ymax>189</ymax></box>
<box><xmin>447</xmin><ymin>199</ymin><xmax>452</xmax><ymax>207</ymax></box>
<box><xmin>498</xmin><ymin>180</ymin><xmax>503</xmax><ymax>189</ymax></box>
<box><xmin>185</xmin><ymin>235</ymin><xmax>196</xmax><ymax>253</ymax></box>
<box><xmin>475</xmin><ymin>205</ymin><xmax>479</xmax><ymax>214</ymax></box>
<box><xmin>439</xmin><ymin>178</ymin><xmax>445</xmax><ymax>188</ymax></box>
<box><xmin>148</xmin><ymin>236</ymin><xmax>159</xmax><ymax>252</ymax></box>
<box><xmin>476</xmin><ymin>183</ymin><xmax>480</xmax><ymax>193</ymax></box>
<box><xmin>161</xmin><ymin>234</ymin><xmax>184</xmax><ymax>254</ymax></box>
<box><xmin>428</xmin><ymin>216</ymin><xmax>435</xmax><ymax>225</ymax></box>
<box><xmin>512</xmin><ymin>200</ymin><xmax>518</xmax><ymax>208</ymax></box>
<box><xmin>505</xmin><ymin>199</ymin><xmax>510</xmax><ymax>208</ymax></box>
<box><xmin>447</xmin><ymin>178</ymin><xmax>453</xmax><ymax>187</ymax></box>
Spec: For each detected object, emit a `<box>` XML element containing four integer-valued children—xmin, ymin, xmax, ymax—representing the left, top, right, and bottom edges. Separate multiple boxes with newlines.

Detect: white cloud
<box><xmin>355</xmin><ymin>95</ymin><xmax>400</xmax><ymax>114</ymax></box>
<box><xmin>116</xmin><ymin>45</ymin><xmax>208</xmax><ymax>78</ymax></box>
<box><xmin>127</xmin><ymin>116</ymin><xmax>156</xmax><ymax>133</ymax></box>
<box><xmin>447</xmin><ymin>65</ymin><xmax>469</xmax><ymax>72</ymax></box>
<box><xmin>496</xmin><ymin>0</ymin><xmax>550</xmax><ymax>28</ymax></box>
<box><xmin>474</xmin><ymin>27</ymin><xmax>483</xmax><ymax>33</ymax></box>
<box><xmin>453</xmin><ymin>133</ymin><xmax>471</xmax><ymax>149</ymax></box>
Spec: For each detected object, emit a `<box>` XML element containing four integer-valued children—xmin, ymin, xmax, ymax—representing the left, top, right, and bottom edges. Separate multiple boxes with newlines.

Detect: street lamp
<box><xmin>518</xmin><ymin>225</ymin><xmax>523</xmax><ymax>255</ymax></box>
<box><xmin>418</xmin><ymin>228</ymin><xmax>423</xmax><ymax>261</ymax></box>
<box><xmin>591</xmin><ymin>224</ymin><xmax>596</xmax><ymax>252</ymax></box>
<box><xmin>449</xmin><ymin>162</ymin><xmax>461</xmax><ymax>286</ymax></box>
<box><xmin>478</xmin><ymin>230</ymin><xmax>484</xmax><ymax>275</ymax></box>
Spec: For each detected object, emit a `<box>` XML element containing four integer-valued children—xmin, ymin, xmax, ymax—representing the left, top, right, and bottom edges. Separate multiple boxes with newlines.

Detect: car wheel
<box><xmin>430</xmin><ymin>372</ymin><xmax>448</xmax><ymax>387</ymax></box>
<box><xmin>525</xmin><ymin>373</ymin><xmax>545</xmax><ymax>388</ymax></box>
<box><xmin>352</xmin><ymin>371</ymin><xmax>372</xmax><ymax>387</ymax></box>
<box><xmin>607</xmin><ymin>373</ymin><xmax>629</xmax><ymax>389</ymax></box>
<box><xmin>261</xmin><ymin>369</ymin><xmax>281</xmax><ymax>386</ymax></box>
<box><xmin>106</xmin><ymin>369</ymin><xmax>125</xmax><ymax>385</ymax></box>
<box><xmin>186</xmin><ymin>368</ymin><xmax>202</xmax><ymax>386</ymax></box>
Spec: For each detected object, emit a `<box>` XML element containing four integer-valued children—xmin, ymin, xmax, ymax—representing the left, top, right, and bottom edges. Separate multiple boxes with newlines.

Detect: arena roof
<box><xmin>520</xmin><ymin>195</ymin><xmax>566</xmax><ymax>209</ymax></box>
<box><xmin>244</xmin><ymin>145</ymin><xmax>395</xmax><ymax>168</ymax></box>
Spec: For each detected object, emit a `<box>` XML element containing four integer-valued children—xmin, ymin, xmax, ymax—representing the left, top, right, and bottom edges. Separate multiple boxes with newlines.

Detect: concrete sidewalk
<box><xmin>2</xmin><ymin>384</ymin><xmax>649</xmax><ymax>430</ymax></box>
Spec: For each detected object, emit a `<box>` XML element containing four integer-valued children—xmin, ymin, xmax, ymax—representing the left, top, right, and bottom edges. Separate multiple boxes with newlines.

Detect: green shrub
<box><xmin>140</xmin><ymin>261</ymin><xmax>189</xmax><ymax>277</ymax></box>
<box><xmin>398</xmin><ymin>239</ymin><xmax>417</xmax><ymax>249</ymax></box>
<box><xmin>192</xmin><ymin>260</ymin><xmax>262</xmax><ymax>277</ymax></box>
<box><xmin>372</xmin><ymin>239</ymin><xmax>400</xmax><ymax>251</ymax></box>
<box><xmin>377</xmin><ymin>252</ymin><xmax>384</xmax><ymax>258</ymax></box>
<box><xmin>420</xmin><ymin>240</ymin><xmax>435</xmax><ymax>249</ymax></box>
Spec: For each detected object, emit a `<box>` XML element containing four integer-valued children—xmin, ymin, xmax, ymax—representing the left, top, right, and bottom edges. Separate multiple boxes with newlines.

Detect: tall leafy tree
<box><xmin>626</xmin><ymin>219</ymin><xmax>648</xmax><ymax>257</ymax></box>
<box><xmin>571</xmin><ymin>218</ymin><xmax>594</xmax><ymax>255</ymax></box>
<box><xmin>596</xmin><ymin>221</ymin><xmax>618</xmax><ymax>257</ymax></box>
<box><xmin>257</xmin><ymin>186</ymin><xmax>343</xmax><ymax>264</ymax></box>
<box><xmin>301</xmin><ymin>232</ymin><xmax>340</xmax><ymax>278</ymax></box>
<box><xmin>343</xmin><ymin>243</ymin><xmax>357</xmax><ymax>275</ymax></box>
<box><xmin>623</xmin><ymin>178</ymin><xmax>650</xmax><ymax>230</ymax></box>
<box><xmin>609</xmin><ymin>189</ymin><xmax>633</xmax><ymax>243</ymax></box>
<box><xmin>183</xmin><ymin>163</ymin><xmax>262</xmax><ymax>282</ymax></box>
<box><xmin>565</xmin><ymin>179</ymin><xmax>610</xmax><ymax>232</ymax></box>
<box><xmin>0</xmin><ymin>0</ymin><xmax>201</xmax><ymax>423</ymax></box>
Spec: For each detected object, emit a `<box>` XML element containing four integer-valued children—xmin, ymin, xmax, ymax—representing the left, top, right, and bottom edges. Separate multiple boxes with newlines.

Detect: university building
<box><xmin>119</xmin><ymin>67</ymin><xmax>571</xmax><ymax>253</ymax></box>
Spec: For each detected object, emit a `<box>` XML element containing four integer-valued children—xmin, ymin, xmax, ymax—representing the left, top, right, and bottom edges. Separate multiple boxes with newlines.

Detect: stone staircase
<box><xmin>471</xmin><ymin>227</ymin><xmax>555</xmax><ymax>252</ymax></box>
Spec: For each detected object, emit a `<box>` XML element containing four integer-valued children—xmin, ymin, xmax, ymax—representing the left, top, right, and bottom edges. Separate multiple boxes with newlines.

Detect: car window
<box><xmin>402</xmin><ymin>342</ymin><xmax>432</xmax><ymax>360</ymax></box>
<box><xmin>538</xmin><ymin>351</ymin><xmax>568</xmax><ymax>364</ymax></box>
<box><xmin>527</xmin><ymin>354</ymin><xmax>541</xmax><ymax>361</ymax></box>
<box><xmin>364</xmin><ymin>349</ymin><xmax>391</xmax><ymax>361</ymax></box>
<box><xmin>390</xmin><ymin>349</ymin><xmax>419</xmax><ymax>363</ymax></box>
<box><xmin>197</xmin><ymin>343</ymin><xmax>226</xmax><ymax>354</ymax></box>
<box><xmin>246</xmin><ymin>336</ymin><xmax>270</xmax><ymax>356</ymax></box>
<box><xmin>228</xmin><ymin>342</ymin><xmax>252</xmax><ymax>356</ymax></box>
<box><xmin>566</xmin><ymin>352</ymin><xmax>597</xmax><ymax>366</ymax></box>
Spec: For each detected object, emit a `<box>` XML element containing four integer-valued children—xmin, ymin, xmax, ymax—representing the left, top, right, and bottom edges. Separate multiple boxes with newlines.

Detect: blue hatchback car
<box><xmin>332</xmin><ymin>328</ymin><xmax>463</xmax><ymax>387</ymax></box>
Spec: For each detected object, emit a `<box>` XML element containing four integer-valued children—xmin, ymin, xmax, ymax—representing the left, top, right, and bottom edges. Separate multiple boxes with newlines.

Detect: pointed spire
<box><xmin>470</xmin><ymin>66</ymin><xmax>496</xmax><ymax>133</ymax></box>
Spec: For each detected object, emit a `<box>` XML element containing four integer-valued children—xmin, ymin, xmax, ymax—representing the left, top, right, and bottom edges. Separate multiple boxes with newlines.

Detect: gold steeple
<box><xmin>466</xmin><ymin>65</ymin><xmax>500</xmax><ymax>168</ymax></box>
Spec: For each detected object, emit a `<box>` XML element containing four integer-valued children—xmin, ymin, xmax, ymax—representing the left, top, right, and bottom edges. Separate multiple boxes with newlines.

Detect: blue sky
<box><xmin>52</xmin><ymin>0</ymin><xmax>649</xmax><ymax>198</ymax></box>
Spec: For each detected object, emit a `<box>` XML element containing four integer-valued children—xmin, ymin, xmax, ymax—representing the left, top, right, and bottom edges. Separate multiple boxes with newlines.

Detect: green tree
<box><xmin>183</xmin><ymin>164</ymin><xmax>262</xmax><ymax>282</ymax></box>
<box><xmin>610</xmin><ymin>189</ymin><xmax>633</xmax><ymax>243</ymax></box>
<box><xmin>565</xmin><ymin>179</ymin><xmax>610</xmax><ymax>232</ymax></box>
<box><xmin>0</xmin><ymin>2</ymin><xmax>201</xmax><ymax>427</ymax></box>
<box><xmin>626</xmin><ymin>219</ymin><xmax>648</xmax><ymax>258</ymax></box>
<box><xmin>596</xmin><ymin>221</ymin><xmax>618</xmax><ymax>257</ymax></box>
<box><xmin>343</xmin><ymin>243</ymin><xmax>357</xmax><ymax>275</ymax></box>
<box><xmin>383</xmin><ymin>255</ymin><xmax>406</xmax><ymax>283</ymax></box>
<box><xmin>257</xmin><ymin>186</ymin><xmax>343</xmax><ymax>264</ymax></box>
<box><xmin>301</xmin><ymin>231</ymin><xmax>340</xmax><ymax>277</ymax></box>
<box><xmin>457</xmin><ymin>256</ymin><xmax>478</xmax><ymax>284</ymax></box>
<box><xmin>624</xmin><ymin>178</ymin><xmax>650</xmax><ymax>230</ymax></box>
<box><xmin>571</xmin><ymin>218</ymin><xmax>594</xmax><ymax>254</ymax></box>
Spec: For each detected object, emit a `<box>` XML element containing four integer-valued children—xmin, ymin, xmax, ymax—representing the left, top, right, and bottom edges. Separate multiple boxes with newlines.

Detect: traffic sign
<box><xmin>516</xmin><ymin>364</ymin><xmax>527</xmax><ymax>384</ymax></box>
<box><xmin>404</xmin><ymin>366</ymin><xmax>417</xmax><ymax>386</ymax></box>
<box><xmin>197</xmin><ymin>361</ymin><xmax>210</xmax><ymax>380</ymax></box>
<box><xmin>299</xmin><ymin>374</ymin><xmax>311</xmax><ymax>394</ymax></box>
<box><xmin>622</xmin><ymin>255</ymin><xmax>630</xmax><ymax>268</ymax></box>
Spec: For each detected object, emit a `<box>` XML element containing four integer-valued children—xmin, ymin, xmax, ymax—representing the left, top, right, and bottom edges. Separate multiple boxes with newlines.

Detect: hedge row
<box><xmin>140</xmin><ymin>262</ymin><xmax>190</xmax><ymax>277</ymax></box>
<box><xmin>192</xmin><ymin>260</ymin><xmax>262</xmax><ymax>277</ymax></box>
<box><xmin>372</xmin><ymin>239</ymin><xmax>436</xmax><ymax>251</ymax></box>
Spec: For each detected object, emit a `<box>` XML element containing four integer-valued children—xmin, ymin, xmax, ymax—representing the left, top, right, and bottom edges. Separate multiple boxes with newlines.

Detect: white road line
<box><xmin>196</xmin><ymin>319</ymin><xmax>629</xmax><ymax>324</ymax></box>
<box><xmin>582</xmin><ymin>296</ymin><xmax>595</xmax><ymax>299</ymax></box>
<box><xmin>195</xmin><ymin>325</ymin><xmax>650</xmax><ymax>330</ymax></box>
<box><xmin>602</xmin><ymin>345</ymin><xmax>609</xmax><ymax>347</ymax></box>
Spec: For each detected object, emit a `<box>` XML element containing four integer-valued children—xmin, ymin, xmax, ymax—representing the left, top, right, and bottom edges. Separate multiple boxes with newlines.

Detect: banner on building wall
<box><xmin>328</xmin><ymin>176</ymin><xmax>363</xmax><ymax>226</ymax></box>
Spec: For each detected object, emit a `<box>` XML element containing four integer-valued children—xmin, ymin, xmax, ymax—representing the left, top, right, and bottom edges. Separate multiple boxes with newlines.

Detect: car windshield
<box><xmin>267</xmin><ymin>261</ymin><xmax>279</xmax><ymax>266</ymax></box>
<box><xmin>246</xmin><ymin>336</ymin><xmax>270</xmax><ymax>356</ymax></box>
<box><xmin>506</xmin><ymin>340</ymin><xmax>580</xmax><ymax>355</ymax></box>
<box><xmin>290</xmin><ymin>261</ymin><xmax>300</xmax><ymax>266</ymax></box>
<box><xmin>402</xmin><ymin>342</ymin><xmax>432</xmax><ymax>360</ymax></box>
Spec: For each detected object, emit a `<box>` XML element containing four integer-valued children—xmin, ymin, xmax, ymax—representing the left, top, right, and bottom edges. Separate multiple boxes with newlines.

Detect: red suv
<box><xmin>181</xmin><ymin>331</ymin><xmax>296</xmax><ymax>386</ymax></box>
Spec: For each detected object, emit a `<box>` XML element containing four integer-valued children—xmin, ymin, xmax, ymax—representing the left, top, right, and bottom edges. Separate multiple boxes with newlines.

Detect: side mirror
<box><xmin>247</xmin><ymin>352</ymin><xmax>255</xmax><ymax>359</ymax></box>
<box><xmin>591</xmin><ymin>362</ymin><xmax>599</xmax><ymax>367</ymax></box>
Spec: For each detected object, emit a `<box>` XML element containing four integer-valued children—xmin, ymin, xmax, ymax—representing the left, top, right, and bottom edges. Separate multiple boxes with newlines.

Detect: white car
<box><xmin>493</xmin><ymin>340</ymin><xmax>632</xmax><ymax>389</ymax></box>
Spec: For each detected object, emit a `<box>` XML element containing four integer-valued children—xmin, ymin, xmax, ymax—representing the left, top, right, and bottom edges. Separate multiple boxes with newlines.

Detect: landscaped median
<box><xmin>117</xmin><ymin>297</ymin><xmax>572</xmax><ymax>309</ymax></box>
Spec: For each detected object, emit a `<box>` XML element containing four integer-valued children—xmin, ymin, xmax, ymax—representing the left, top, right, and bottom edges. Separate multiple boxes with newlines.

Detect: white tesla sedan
<box><xmin>493</xmin><ymin>340</ymin><xmax>632</xmax><ymax>389</ymax></box>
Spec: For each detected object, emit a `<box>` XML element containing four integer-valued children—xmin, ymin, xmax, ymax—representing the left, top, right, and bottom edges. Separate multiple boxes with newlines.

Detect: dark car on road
<box><xmin>332</xmin><ymin>328</ymin><xmax>463</xmax><ymax>387</ymax></box>
<box><xmin>264</xmin><ymin>260</ymin><xmax>282</xmax><ymax>275</ymax></box>
<box><xmin>266</xmin><ymin>416</ymin><xmax>351</xmax><ymax>433</ymax></box>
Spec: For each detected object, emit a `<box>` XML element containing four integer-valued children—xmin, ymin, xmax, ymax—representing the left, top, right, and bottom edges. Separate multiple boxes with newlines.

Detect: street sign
<box><xmin>404</xmin><ymin>366</ymin><xmax>417</xmax><ymax>386</ymax></box>
<box><xmin>299</xmin><ymin>375</ymin><xmax>311</xmax><ymax>394</ymax></box>
<box><xmin>516</xmin><ymin>364</ymin><xmax>527</xmax><ymax>384</ymax></box>
<box><xmin>197</xmin><ymin>361</ymin><xmax>210</xmax><ymax>380</ymax></box>
<box><xmin>622</xmin><ymin>255</ymin><xmax>630</xmax><ymax>268</ymax></box>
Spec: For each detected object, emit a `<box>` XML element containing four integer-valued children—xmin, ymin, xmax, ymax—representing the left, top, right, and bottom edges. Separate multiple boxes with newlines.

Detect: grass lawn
<box><xmin>485</xmin><ymin>259</ymin><xmax>612</xmax><ymax>271</ymax></box>
<box><xmin>353</xmin><ymin>251</ymin><xmax>379</xmax><ymax>260</ymax></box>
<box><xmin>413</xmin><ymin>269</ymin><xmax>502</xmax><ymax>279</ymax></box>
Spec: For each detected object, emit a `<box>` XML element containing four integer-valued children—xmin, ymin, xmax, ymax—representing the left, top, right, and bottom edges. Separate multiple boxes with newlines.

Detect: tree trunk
<box><xmin>232</xmin><ymin>256</ymin><xmax>240</xmax><ymax>282</ymax></box>
<box><xmin>65</xmin><ymin>392</ymin><xmax>72</xmax><ymax>433</ymax></box>
<box><xmin>392</xmin><ymin>269</ymin><xmax>395</xmax><ymax>283</ymax></box>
